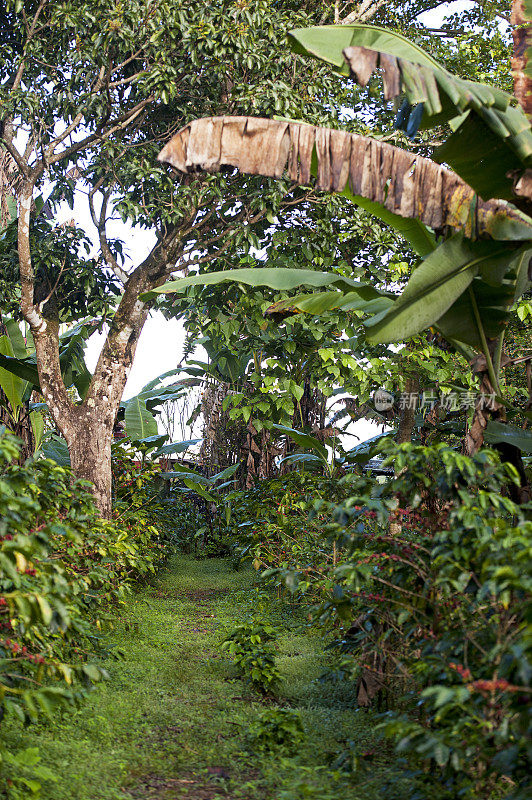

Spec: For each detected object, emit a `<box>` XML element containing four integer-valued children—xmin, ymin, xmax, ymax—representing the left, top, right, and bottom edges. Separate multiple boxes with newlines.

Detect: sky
<box><xmin>57</xmin><ymin>1</ymin><xmax>477</xmax><ymax>446</ymax></box>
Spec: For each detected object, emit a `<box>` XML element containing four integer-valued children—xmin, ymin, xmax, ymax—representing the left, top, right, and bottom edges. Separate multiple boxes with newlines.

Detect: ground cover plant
<box><xmin>0</xmin><ymin>555</ymin><xmax>434</xmax><ymax>800</ymax></box>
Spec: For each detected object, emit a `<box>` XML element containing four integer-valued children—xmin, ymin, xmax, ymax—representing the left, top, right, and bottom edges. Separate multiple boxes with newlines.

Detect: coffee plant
<box><xmin>0</xmin><ymin>431</ymin><xmax>173</xmax><ymax>798</ymax></box>
<box><xmin>248</xmin><ymin>707</ymin><xmax>304</xmax><ymax>753</ymax></box>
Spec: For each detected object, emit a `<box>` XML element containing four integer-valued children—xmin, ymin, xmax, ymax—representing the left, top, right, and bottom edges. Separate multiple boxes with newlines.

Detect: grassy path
<box><xmin>4</xmin><ymin>555</ymin><xmax>408</xmax><ymax>799</ymax></box>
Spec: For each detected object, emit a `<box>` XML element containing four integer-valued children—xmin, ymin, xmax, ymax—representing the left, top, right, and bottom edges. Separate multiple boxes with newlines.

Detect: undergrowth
<box><xmin>1</xmin><ymin>555</ymin><xmax>414</xmax><ymax>800</ymax></box>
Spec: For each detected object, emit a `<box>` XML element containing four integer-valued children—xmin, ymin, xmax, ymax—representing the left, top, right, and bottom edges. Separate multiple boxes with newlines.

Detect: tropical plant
<box><xmin>162</xmin><ymin>461</ymin><xmax>239</xmax><ymax>502</ymax></box>
<box><xmin>0</xmin><ymin>428</ymin><xmax>172</xmax><ymax>798</ymax></box>
<box><xmin>248</xmin><ymin>707</ymin><xmax>304</xmax><ymax>753</ymax></box>
<box><xmin>151</xmin><ymin>15</ymin><xmax>532</xmax><ymax>497</ymax></box>
<box><xmin>274</xmin><ymin>423</ymin><xmax>341</xmax><ymax>477</ymax></box>
<box><xmin>0</xmin><ymin>0</ymin><xmax>360</xmax><ymax>515</ymax></box>
<box><xmin>310</xmin><ymin>442</ymin><xmax>532</xmax><ymax>798</ymax></box>
<box><xmin>0</xmin><ymin>317</ymin><xmax>44</xmax><ymax>460</ymax></box>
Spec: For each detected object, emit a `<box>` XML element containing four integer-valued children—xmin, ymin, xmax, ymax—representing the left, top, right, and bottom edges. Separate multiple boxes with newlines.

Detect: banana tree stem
<box><xmin>468</xmin><ymin>286</ymin><xmax>501</xmax><ymax>396</ymax></box>
<box><xmin>493</xmin><ymin>331</ymin><xmax>505</xmax><ymax>384</ymax></box>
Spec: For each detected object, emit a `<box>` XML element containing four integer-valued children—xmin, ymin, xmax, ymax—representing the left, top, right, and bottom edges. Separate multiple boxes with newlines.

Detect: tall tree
<box><xmin>0</xmin><ymin>0</ymin><xmax>347</xmax><ymax>514</ymax></box>
<box><xmin>0</xmin><ymin>0</ymin><xmax>516</xmax><ymax>514</ymax></box>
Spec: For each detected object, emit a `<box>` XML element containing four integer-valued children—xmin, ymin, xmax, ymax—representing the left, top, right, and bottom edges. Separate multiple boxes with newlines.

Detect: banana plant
<box><xmin>0</xmin><ymin>318</ymin><xmax>96</xmax><ymax>401</ymax></box>
<box><xmin>272</xmin><ymin>424</ymin><xmax>341</xmax><ymax>477</ymax></box>
<box><xmin>0</xmin><ymin>317</ymin><xmax>44</xmax><ymax>453</ymax></box>
<box><xmin>161</xmin><ymin>462</ymin><xmax>240</xmax><ymax>503</ymax></box>
<box><xmin>147</xmin><ymin>22</ymin><xmax>532</xmax><ymax>470</ymax></box>
<box><xmin>118</xmin><ymin>369</ymin><xmax>187</xmax><ymax>441</ymax></box>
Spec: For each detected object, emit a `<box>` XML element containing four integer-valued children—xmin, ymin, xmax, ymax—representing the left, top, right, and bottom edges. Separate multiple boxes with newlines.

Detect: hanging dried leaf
<box><xmin>342</xmin><ymin>45</ymin><xmax>378</xmax><ymax>86</ymax></box>
<box><xmin>158</xmin><ymin>116</ymin><xmax>532</xmax><ymax>239</ymax></box>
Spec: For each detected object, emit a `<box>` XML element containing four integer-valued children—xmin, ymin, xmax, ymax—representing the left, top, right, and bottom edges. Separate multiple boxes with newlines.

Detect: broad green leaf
<box><xmin>0</xmin><ymin>336</ymin><xmax>25</xmax><ymax>411</ymax></box>
<box><xmin>288</xmin><ymin>24</ymin><xmax>444</xmax><ymax>73</ymax></box>
<box><xmin>42</xmin><ymin>435</ymin><xmax>71</xmax><ymax>467</ymax></box>
<box><xmin>435</xmin><ymin>111</ymin><xmax>526</xmax><ymax>201</ymax></box>
<box><xmin>30</xmin><ymin>411</ymin><xmax>45</xmax><ymax>453</ymax></box>
<box><xmin>272</xmin><ymin>424</ymin><xmax>328</xmax><ymax>459</ymax></box>
<box><xmin>436</xmin><ymin>278</ymin><xmax>516</xmax><ymax>348</ymax></box>
<box><xmin>141</xmin><ymin>268</ymin><xmax>382</xmax><ymax>300</ymax></box>
<box><xmin>5</xmin><ymin>319</ymin><xmax>28</xmax><ymax>358</ymax></box>
<box><xmin>288</xmin><ymin>24</ymin><xmax>532</xmax><ymax>195</ymax></box>
<box><xmin>484</xmin><ymin>421</ymin><xmax>532</xmax><ymax>453</ymax></box>
<box><xmin>153</xmin><ymin>438</ymin><xmax>203</xmax><ymax>457</ymax></box>
<box><xmin>0</xmin><ymin>352</ymin><xmax>40</xmax><ymax>388</ymax></box>
<box><xmin>210</xmin><ymin>462</ymin><xmax>240</xmax><ymax>484</ymax></box>
<box><xmin>124</xmin><ymin>396</ymin><xmax>158</xmax><ymax>440</ymax></box>
<box><xmin>183</xmin><ymin>478</ymin><xmax>217</xmax><ymax>502</ymax></box>
<box><xmin>365</xmin><ymin>234</ymin><xmax>518</xmax><ymax>344</ymax></box>
<box><xmin>160</xmin><ymin>464</ymin><xmax>211</xmax><ymax>484</ymax></box>
<box><xmin>348</xmin><ymin>195</ymin><xmax>436</xmax><ymax>257</ymax></box>
<box><xmin>130</xmin><ymin>434</ymin><xmax>168</xmax><ymax>450</ymax></box>
<box><xmin>279</xmin><ymin>452</ymin><xmax>324</xmax><ymax>467</ymax></box>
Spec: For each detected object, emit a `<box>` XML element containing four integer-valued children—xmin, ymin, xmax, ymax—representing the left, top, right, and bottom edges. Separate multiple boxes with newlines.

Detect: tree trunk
<box><xmin>390</xmin><ymin>375</ymin><xmax>419</xmax><ymax>536</ymax></box>
<box><xmin>64</xmin><ymin>417</ymin><xmax>113</xmax><ymax>518</ymax></box>
<box><xmin>512</xmin><ymin>1</ymin><xmax>532</xmax><ymax>121</ymax></box>
<box><xmin>396</xmin><ymin>375</ymin><xmax>419</xmax><ymax>445</ymax></box>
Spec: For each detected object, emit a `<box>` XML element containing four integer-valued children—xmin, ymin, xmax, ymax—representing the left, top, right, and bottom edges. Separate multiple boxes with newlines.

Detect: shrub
<box><xmin>0</xmin><ymin>431</ymin><xmax>171</xmax><ymax>798</ymax></box>
<box><xmin>237</xmin><ymin>444</ymin><xmax>531</xmax><ymax>797</ymax></box>
<box><xmin>221</xmin><ymin>620</ymin><xmax>281</xmax><ymax>693</ymax></box>
<box><xmin>310</xmin><ymin>443</ymin><xmax>531</xmax><ymax>799</ymax></box>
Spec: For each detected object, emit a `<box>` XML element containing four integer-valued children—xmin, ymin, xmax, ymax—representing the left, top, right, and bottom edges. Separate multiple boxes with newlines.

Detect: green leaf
<box><xmin>183</xmin><ymin>478</ymin><xmax>217</xmax><ymax>502</ymax></box>
<box><xmin>141</xmin><ymin>268</ymin><xmax>382</xmax><ymax>300</ymax></box>
<box><xmin>288</xmin><ymin>24</ymin><xmax>444</xmax><ymax>74</ymax></box>
<box><xmin>436</xmin><ymin>278</ymin><xmax>516</xmax><ymax>348</ymax></box>
<box><xmin>153</xmin><ymin>438</ymin><xmax>203</xmax><ymax>456</ymax></box>
<box><xmin>288</xmin><ymin>23</ymin><xmax>532</xmax><ymax>194</ymax></box>
<box><xmin>0</xmin><ymin>336</ymin><xmax>25</xmax><ymax>411</ymax></box>
<box><xmin>365</xmin><ymin>234</ymin><xmax>518</xmax><ymax>344</ymax></box>
<box><xmin>124</xmin><ymin>396</ymin><xmax>158</xmax><ymax>440</ymax></box>
<box><xmin>210</xmin><ymin>462</ymin><xmax>240</xmax><ymax>484</ymax></box>
<box><xmin>42</xmin><ymin>435</ymin><xmax>71</xmax><ymax>467</ymax></box>
<box><xmin>0</xmin><ymin>351</ymin><xmax>40</xmax><ymax>388</ymax></box>
<box><xmin>347</xmin><ymin>195</ymin><xmax>436</xmax><ymax>258</ymax></box>
<box><xmin>272</xmin><ymin>424</ymin><xmax>328</xmax><ymax>459</ymax></box>
<box><xmin>30</xmin><ymin>410</ymin><xmax>45</xmax><ymax>453</ymax></box>
<box><xmin>5</xmin><ymin>319</ymin><xmax>28</xmax><ymax>359</ymax></box>
<box><xmin>434</xmin><ymin>111</ymin><xmax>525</xmax><ymax>201</ymax></box>
<box><xmin>279</xmin><ymin>452</ymin><xmax>324</xmax><ymax>468</ymax></box>
<box><xmin>484</xmin><ymin>421</ymin><xmax>532</xmax><ymax>453</ymax></box>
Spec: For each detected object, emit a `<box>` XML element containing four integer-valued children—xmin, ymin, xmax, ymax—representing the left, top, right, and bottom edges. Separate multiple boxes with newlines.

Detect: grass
<box><xmin>2</xmin><ymin>554</ymin><xmax>415</xmax><ymax>799</ymax></box>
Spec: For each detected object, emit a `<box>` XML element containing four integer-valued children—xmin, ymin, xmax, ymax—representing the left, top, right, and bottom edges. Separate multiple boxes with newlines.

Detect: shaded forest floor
<box><xmin>3</xmin><ymin>555</ymin><xmax>415</xmax><ymax>799</ymax></box>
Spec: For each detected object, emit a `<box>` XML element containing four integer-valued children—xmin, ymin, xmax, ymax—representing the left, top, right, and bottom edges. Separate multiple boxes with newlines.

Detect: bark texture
<box><xmin>512</xmin><ymin>0</ymin><xmax>532</xmax><ymax>121</ymax></box>
<box><xmin>158</xmin><ymin>116</ymin><xmax>530</xmax><ymax>240</ymax></box>
<box><xmin>66</xmin><ymin>419</ymin><xmax>113</xmax><ymax>517</ymax></box>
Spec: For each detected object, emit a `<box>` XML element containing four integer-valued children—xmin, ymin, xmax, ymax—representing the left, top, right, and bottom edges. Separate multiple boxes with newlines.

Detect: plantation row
<box><xmin>2</xmin><ymin>430</ymin><xmax>529</xmax><ymax>798</ymax></box>
<box><xmin>0</xmin><ymin>433</ymin><xmax>176</xmax><ymax>797</ymax></box>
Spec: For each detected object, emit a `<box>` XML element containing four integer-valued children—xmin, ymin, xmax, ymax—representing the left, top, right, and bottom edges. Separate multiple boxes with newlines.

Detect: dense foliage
<box><xmin>0</xmin><ymin>431</ymin><xmax>174</xmax><ymax>798</ymax></box>
<box><xmin>197</xmin><ymin>443</ymin><xmax>530</xmax><ymax>799</ymax></box>
<box><xmin>0</xmin><ymin>2</ymin><xmax>530</xmax><ymax>798</ymax></box>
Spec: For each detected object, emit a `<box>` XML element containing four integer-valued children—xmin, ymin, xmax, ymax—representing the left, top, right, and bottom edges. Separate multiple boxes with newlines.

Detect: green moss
<box><xmin>2</xmin><ymin>555</ymin><xmax>412</xmax><ymax>799</ymax></box>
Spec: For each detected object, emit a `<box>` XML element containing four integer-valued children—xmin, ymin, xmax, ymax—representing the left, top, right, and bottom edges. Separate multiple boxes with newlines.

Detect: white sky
<box><xmin>55</xmin><ymin>1</ymin><xmax>477</xmax><ymax>445</ymax></box>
